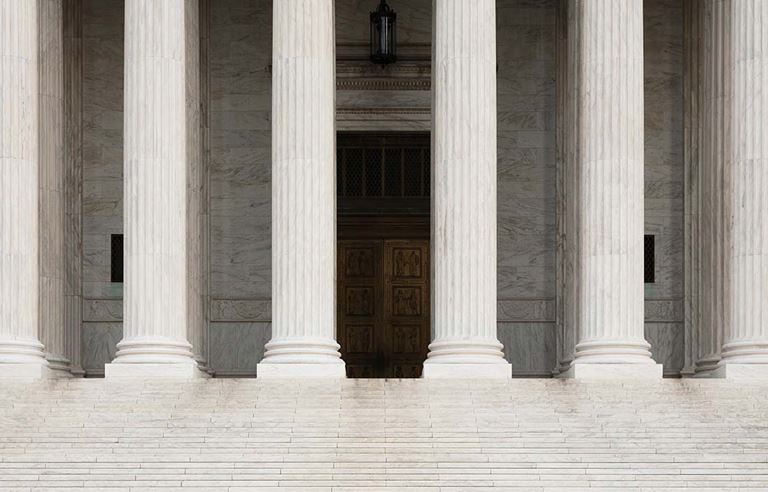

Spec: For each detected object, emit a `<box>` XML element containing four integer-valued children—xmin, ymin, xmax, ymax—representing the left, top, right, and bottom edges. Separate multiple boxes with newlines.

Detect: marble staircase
<box><xmin>1</xmin><ymin>378</ymin><xmax>768</xmax><ymax>490</ymax></box>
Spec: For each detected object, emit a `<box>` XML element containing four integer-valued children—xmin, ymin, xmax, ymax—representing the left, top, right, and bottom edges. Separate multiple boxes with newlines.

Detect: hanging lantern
<box><xmin>370</xmin><ymin>0</ymin><xmax>397</xmax><ymax>65</ymax></box>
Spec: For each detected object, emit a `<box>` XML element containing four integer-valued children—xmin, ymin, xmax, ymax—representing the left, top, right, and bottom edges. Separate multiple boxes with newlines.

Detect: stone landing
<box><xmin>1</xmin><ymin>379</ymin><xmax>768</xmax><ymax>490</ymax></box>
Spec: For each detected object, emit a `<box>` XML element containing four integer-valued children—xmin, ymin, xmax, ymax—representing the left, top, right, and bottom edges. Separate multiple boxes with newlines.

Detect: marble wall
<box><xmin>644</xmin><ymin>0</ymin><xmax>685</xmax><ymax>375</ymax></box>
<box><xmin>78</xmin><ymin>0</ymin><xmax>684</xmax><ymax>377</ymax></box>
<box><xmin>206</xmin><ymin>0</ymin><xmax>272</xmax><ymax>375</ymax></box>
<box><xmin>496</xmin><ymin>0</ymin><xmax>558</xmax><ymax>376</ymax></box>
<box><xmin>80</xmin><ymin>0</ymin><xmax>123</xmax><ymax>375</ymax></box>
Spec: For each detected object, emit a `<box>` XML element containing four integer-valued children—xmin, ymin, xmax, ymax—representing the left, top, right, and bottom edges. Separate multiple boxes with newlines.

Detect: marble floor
<box><xmin>1</xmin><ymin>378</ymin><xmax>768</xmax><ymax>491</ymax></box>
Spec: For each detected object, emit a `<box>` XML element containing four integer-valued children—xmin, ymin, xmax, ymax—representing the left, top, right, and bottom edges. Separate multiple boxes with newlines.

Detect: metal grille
<box><xmin>338</xmin><ymin>134</ymin><xmax>430</xmax><ymax>199</ymax></box>
<box><xmin>384</xmin><ymin>149</ymin><xmax>401</xmax><ymax>196</ymax></box>
<box><xmin>365</xmin><ymin>149</ymin><xmax>383</xmax><ymax>196</ymax></box>
<box><xmin>344</xmin><ymin>148</ymin><xmax>363</xmax><ymax>197</ymax></box>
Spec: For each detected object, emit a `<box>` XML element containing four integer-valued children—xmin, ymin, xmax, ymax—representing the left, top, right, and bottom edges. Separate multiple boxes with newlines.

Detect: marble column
<box><xmin>563</xmin><ymin>0</ymin><xmax>662</xmax><ymax>379</ymax></box>
<box><xmin>682</xmin><ymin>0</ymin><xmax>703</xmax><ymax>377</ymax></box>
<box><xmin>0</xmin><ymin>0</ymin><xmax>50</xmax><ymax>378</ymax></box>
<box><xmin>423</xmin><ymin>0</ymin><xmax>510</xmax><ymax>378</ymax></box>
<box><xmin>696</xmin><ymin>0</ymin><xmax>730</xmax><ymax>375</ymax></box>
<box><xmin>717</xmin><ymin>0</ymin><xmax>768</xmax><ymax>378</ymax></box>
<box><xmin>257</xmin><ymin>0</ymin><xmax>344</xmax><ymax>378</ymax></box>
<box><xmin>555</xmin><ymin>0</ymin><xmax>581</xmax><ymax>375</ymax></box>
<box><xmin>39</xmin><ymin>0</ymin><xmax>71</xmax><ymax>375</ymax></box>
<box><xmin>185</xmin><ymin>0</ymin><xmax>205</xmax><ymax>372</ymax></box>
<box><xmin>63</xmin><ymin>0</ymin><xmax>84</xmax><ymax>376</ymax></box>
<box><xmin>105</xmin><ymin>0</ymin><xmax>205</xmax><ymax>378</ymax></box>
<box><xmin>195</xmin><ymin>0</ymin><xmax>211</xmax><ymax>373</ymax></box>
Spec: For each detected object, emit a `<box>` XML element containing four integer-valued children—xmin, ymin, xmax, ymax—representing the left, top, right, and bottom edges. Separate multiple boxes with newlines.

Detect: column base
<box><xmin>559</xmin><ymin>362</ymin><xmax>663</xmax><ymax>379</ymax></box>
<box><xmin>46</xmin><ymin>353</ymin><xmax>74</xmax><ymax>377</ymax></box>
<box><xmin>714</xmin><ymin>341</ymin><xmax>768</xmax><ymax>378</ymax></box>
<box><xmin>422</xmin><ymin>362</ymin><xmax>511</xmax><ymax>379</ymax></box>
<box><xmin>0</xmin><ymin>363</ymin><xmax>52</xmax><ymax>379</ymax></box>
<box><xmin>0</xmin><ymin>338</ymin><xmax>51</xmax><ymax>379</ymax></box>
<box><xmin>106</xmin><ymin>335</ymin><xmax>206</xmax><ymax>379</ymax></box>
<box><xmin>711</xmin><ymin>363</ymin><xmax>768</xmax><ymax>379</ymax></box>
<box><xmin>257</xmin><ymin>336</ymin><xmax>346</xmax><ymax>378</ymax></box>
<box><xmin>422</xmin><ymin>338</ymin><xmax>511</xmax><ymax>379</ymax></box>
<box><xmin>105</xmin><ymin>362</ymin><xmax>209</xmax><ymax>379</ymax></box>
<box><xmin>257</xmin><ymin>362</ymin><xmax>346</xmax><ymax>379</ymax></box>
<box><xmin>693</xmin><ymin>355</ymin><xmax>722</xmax><ymax>376</ymax></box>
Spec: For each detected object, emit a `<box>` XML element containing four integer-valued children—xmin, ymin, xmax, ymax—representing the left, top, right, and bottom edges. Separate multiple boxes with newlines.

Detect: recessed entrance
<box><xmin>337</xmin><ymin>133</ymin><xmax>430</xmax><ymax>378</ymax></box>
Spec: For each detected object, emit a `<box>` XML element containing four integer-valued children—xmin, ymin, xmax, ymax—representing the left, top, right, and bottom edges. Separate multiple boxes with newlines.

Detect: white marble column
<box><xmin>682</xmin><ymin>0</ymin><xmax>703</xmax><ymax>377</ymax></box>
<box><xmin>0</xmin><ymin>0</ymin><xmax>50</xmax><ymax>378</ymax></box>
<box><xmin>257</xmin><ymin>0</ymin><xmax>344</xmax><ymax>378</ymax></box>
<box><xmin>423</xmin><ymin>0</ymin><xmax>510</xmax><ymax>378</ymax></box>
<box><xmin>563</xmin><ymin>0</ymin><xmax>661</xmax><ymax>379</ymax></box>
<box><xmin>717</xmin><ymin>0</ymin><xmax>768</xmax><ymax>378</ymax></box>
<box><xmin>63</xmin><ymin>0</ymin><xmax>84</xmax><ymax>376</ymax></box>
<box><xmin>555</xmin><ymin>0</ymin><xmax>581</xmax><ymax>375</ymax></box>
<box><xmin>105</xmin><ymin>0</ymin><xmax>205</xmax><ymax>378</ymax></box>
<box><xmin>39</xmin><ymin>0</ymin><xmax>71</xmax><ymax>375</ymax></box>
<box><xmin>696</xmin><ymin>0</ymin><xmax>730</xmax><ymax>375</ymax></box>
<box><xmin>185</xmin><ymin>0</ymin><xmax>205</xmax><ymax>372</ymax></box>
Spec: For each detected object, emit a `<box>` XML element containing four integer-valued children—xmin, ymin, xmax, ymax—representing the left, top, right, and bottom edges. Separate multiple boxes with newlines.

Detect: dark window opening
<box><xmin>337</xmin><ymin>132</ymin><xmax>430</xmax><ymax>216</ymax></box>
<box><xmin>644</xmin><ymin>234</ymin><xmax>655</xmax><ymax>284</ymax></box>
<box><xmin>111</xmin><ymin>234</ymin><xmax>124</xmax><ymax>283</ymax></box>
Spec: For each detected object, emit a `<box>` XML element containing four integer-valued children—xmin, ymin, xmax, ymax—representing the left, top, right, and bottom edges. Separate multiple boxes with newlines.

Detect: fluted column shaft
<box><xmin>722</xmin><ymin>0</ymin><xmax>768</xmax><ymax>367</ymax></box>
<box><xmin>106</xmin><ymin>0</ymin><xmax>204</xmax><ymax>378</ymax></box>
<box><xmin>258</xmin><ymin>0</ymin><xmax>344</xmax><ymax>378</ymax></box>
<box><xmin>423</xmin><ymin>0</ymin><xmax>510</xmax><ymax>378</ymax></box>
<box><xmin>63</xmin><ymin>0</ymin><xmax>83</xmax><ymax>375</ymax></box>
<box><xmin>185</xmin><ymin>0</ymin><xmax>204</xmax><ymax>369</ymax></box>
<box><xmin>697</xmin><ymin>0</ymin><xmax>730</xmax><ymax>373</ymax></box>
<box><xmin>0</xmin><ymin>0</ymin><xmax>49</xmax><ymax>377</ymax></box>
<box><xmin>557</xmin><ymin>0</ymin><xmax>582</xmax><ymax>374</ymax></box>
<box><xmin>567</xmin><ymin>0</ymin><xmax>659</xmax><ymax>377</ymax></box>
<box><xmin>39</xmin><ymin>0</ymin><xmax>69</xmax><ymax>374</ymax></box>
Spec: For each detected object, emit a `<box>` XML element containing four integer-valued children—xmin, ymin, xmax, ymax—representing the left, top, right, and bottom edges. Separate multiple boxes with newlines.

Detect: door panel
<box><xmin>384</xmin><ymin>240</ymin><xmax>429</xmax><ymax>378</ymax></box>
<box><xmin>337</xmin><ymin>238</ymin><xmax>429</xmax><ymax>378</ymax></box>
<box><xmin>338</xmin><ymin>241</ymin><xmax>382</xmax><ymax>377</ymax></box>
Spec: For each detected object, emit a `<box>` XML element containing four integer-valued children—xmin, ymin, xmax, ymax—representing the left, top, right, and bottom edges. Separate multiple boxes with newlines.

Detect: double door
<box><xmin>337</xmin><ymin>239</ymin><xmax>430</xmax><ymax>378</ymax></box>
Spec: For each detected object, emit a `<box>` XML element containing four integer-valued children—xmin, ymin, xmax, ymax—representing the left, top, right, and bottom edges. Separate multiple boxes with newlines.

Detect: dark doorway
<box><xmin>337</xmin><ymin>133</ymin><xmax>430</xmax><ymax>378</ymax></box>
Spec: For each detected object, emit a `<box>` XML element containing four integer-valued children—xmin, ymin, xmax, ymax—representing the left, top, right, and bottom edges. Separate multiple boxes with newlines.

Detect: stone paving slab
<box><xmin>1</xmin><ymin>379</ymin><xmax>768</xmax><ymax>490</ymax></box>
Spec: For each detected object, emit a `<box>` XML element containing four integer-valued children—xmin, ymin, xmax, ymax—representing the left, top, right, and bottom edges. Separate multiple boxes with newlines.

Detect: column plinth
<box><xmin>257</xmin><ymin>0</ymin><xmax>344</xmax><ymax>379</ymax></box>
<box><xmin>0</xmin><ymin>1</ymin><xmax>50</xmax><ymax>379</ymax></box>
<box><xmin>563</xmin><ymin>0</ymin><xmax>661</xmax><ymax>379</ymax></box>
<box><xmin>717</xmin><ymin>0</ymin><xmax>768</xmax><ymax>379</ymax></box>
<box><xmin>423</xmin><ymin>0</ymin><xmax>510</xmax><ymax>379</ymax></box>
<box><xmin>105</xmin><ymin>0</ymin><xmax>206</xmax><ymax>379</ymax></box>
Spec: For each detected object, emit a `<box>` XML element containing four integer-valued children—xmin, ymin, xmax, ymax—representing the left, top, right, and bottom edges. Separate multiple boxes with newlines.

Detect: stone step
<box><xmin>0</xmin><ymin>379</ymin><xmax>767</xmax><ymax>489</ymax></box>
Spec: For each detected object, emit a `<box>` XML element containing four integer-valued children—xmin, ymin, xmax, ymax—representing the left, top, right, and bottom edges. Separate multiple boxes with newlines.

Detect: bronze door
<box><xmin>338</xmin><ymin>239</ymin><xmax>429</xmax><ymax>378</ymax></box>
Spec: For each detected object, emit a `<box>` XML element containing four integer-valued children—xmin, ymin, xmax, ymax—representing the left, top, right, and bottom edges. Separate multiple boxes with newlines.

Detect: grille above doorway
<box><xmin>337</xmin><ymin>132</ymin><xmax>430</xmax><ymax>216</ymax></box>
